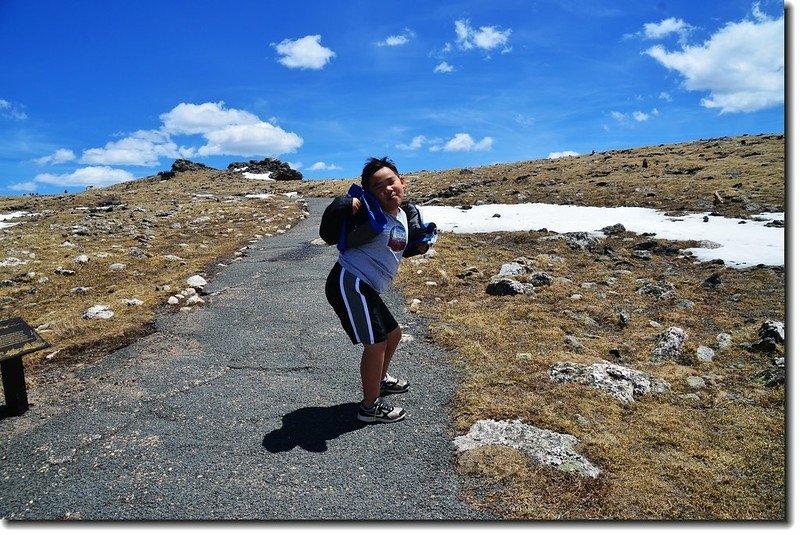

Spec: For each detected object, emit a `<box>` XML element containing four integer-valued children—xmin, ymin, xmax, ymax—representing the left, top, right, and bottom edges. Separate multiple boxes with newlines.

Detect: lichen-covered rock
<box><xmin>652</xmin><ymin>327</ymin><xmax>687</xmax><ymax>362</ymax></box>
<box><xmin>758</xmin><ymin>320</ymin><xmax>784</xmax><ymax>344</ymax></box>
<box><xmin>636</xmin><ymin>279</ymin><xmax>677</xmax><ymax>299</ymax></box>
<box><xmin>486</xmin><ymin>277</ymin><xmax>534</xmax><ymax>296</ymax></box>
<box><xmin>82</xmin><ymin>305</ymin><xmax>114</xmax><ymax>320</ymax></box>
<box><xmin>549</xmin><ymin>360</ymin><xmax>671</xmax><ymax>404</ymax></box>
<box><xmin>453</xmin><ymin>419</ymin><xmax>601</xmax><ymax>478</ymax></box>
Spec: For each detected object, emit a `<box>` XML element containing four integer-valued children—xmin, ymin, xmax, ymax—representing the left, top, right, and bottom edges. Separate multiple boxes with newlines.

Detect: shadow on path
<box><xmin>262</xmin><ymin>403</ymin><xmax>367</xmax><ymax>453</ymax></box>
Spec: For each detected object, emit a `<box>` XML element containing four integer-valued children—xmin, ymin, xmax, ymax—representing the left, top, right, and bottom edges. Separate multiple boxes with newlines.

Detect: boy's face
<box><xmin>368</xmin><ymin>166</ymin><xmax>406</xmax><ymax>213</ymax></box>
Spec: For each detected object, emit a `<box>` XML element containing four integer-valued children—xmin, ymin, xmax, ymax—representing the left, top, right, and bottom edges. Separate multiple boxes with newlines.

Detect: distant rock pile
<box><xmin>228</xmin><ymin>158</ymin><xmax>303</xmax><ymax>181</ymax></box>
<box><xmin>158</xmin><ymin>159</ymin><xmax>216</xmax><ymax>179</ymax></box>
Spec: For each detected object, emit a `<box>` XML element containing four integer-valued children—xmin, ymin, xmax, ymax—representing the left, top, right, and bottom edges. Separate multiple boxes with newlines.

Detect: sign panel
<box><xmin>0</xmin><ymin>317</ymin><xmax>50</xmax><ymax>362</ymax></box>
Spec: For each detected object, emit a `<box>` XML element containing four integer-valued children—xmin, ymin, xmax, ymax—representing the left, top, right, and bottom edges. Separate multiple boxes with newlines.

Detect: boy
<box><xmin>321</xmin><ymin>157</ymin><xmax>436</xmax><ymax>423</ymax></box>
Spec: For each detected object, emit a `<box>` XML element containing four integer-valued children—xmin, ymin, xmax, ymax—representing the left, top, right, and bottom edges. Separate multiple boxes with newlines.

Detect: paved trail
<box><xmin>1</xmin><ymin>198</ymin><xmax>489</xmax><ymax>520</ymax></box>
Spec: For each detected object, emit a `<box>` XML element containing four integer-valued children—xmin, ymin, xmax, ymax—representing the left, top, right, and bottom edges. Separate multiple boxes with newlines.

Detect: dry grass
<box><xmin>389</xmin><ymin>133</ymin><xmax>785</xmax><ymax>520</ymax></box>
<box><xmin>397</xmin><ymin>229</ymin><xmax>784</xmax><ymax>519</ymax></box>
<box><xmin>0</xmin><ymin>133</ymin><xmax>785</xmax><ymax>520</ymax></box>
<box><xmin>0</xmin><ymin>168</ymin><xmax>306</xmax><ymax>378</ymax></box>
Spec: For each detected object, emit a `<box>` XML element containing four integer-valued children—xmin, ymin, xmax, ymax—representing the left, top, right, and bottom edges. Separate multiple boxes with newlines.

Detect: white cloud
<box><xmin>377</xmin><ymin>29</ymin><xmax>414</xmax><ymax>47</ymax></box>
<box><xmin>34</xmin><ymin>166</ymin><xmax>135</xmax><ymax>188</ymax></box>
<box><xmin>643</xmin><ymin>17</ymin><xmax>693</xmax><ymax>42</ymax></box>
<box><xmin>396</xmin><ymin>135</ymin><xmax>427</xmax><ymax>151</ymax></box>
<box><xmin>434</xmin><ymin>61</ymin><xmax>454</xmax><ymax>73</ymax></box>
<box><xmin>196</xmin><ymin>122</ymin><xmax>303</xmax><ymax>157</ymax></box>
<box><xmin>644</xmin><ymin>6</ymin><xmax>783</xmax><ymax>113</ymax></box>
<box><xmin>548</xmin><ymin>151</ymin><xmax>579</xmax><ymax>159</ymax></box>
<box><xmin>161</xmin><ymin>101</ymin><xmax>303</xmax><ymax>158</ymax></box>
<box><xmin>455</xmin><ymin>19</ymin><xmax>512</xmax><ymax>53</ymax></box>
<box><xmin>610</xmin><ymin>108</ymin><xmax>659</xmax><ymax>124</ymax></box>
<box><xmin>432</xmin><ymin>133</ymin><xmax>493</xmax><ymax>152</ymax></box>
<box><xmin>0</xmin><ymin>99</ymin><xmax>27</xmax><ymax>120</ymax></box>
<box><xmin>35</xmin><ymin>148</ymin><xmax>76</xmax><ymax>165</ymax></box>
<box><xmin>8</xmin><ymin>181</ymin><xmax>37</xmax><ymax>192</ymax></box>
<box><xmin>161</xmin><ymin>101</ymin><xmax>261</xmax><ymax>135</ymax></box>
<box><xmin>659</xmin><ymin>91</ymin><xmax>673</xmax><ymax>102</ymax></box>
<box><xmin>308</xmin><ymin>161</ymin><xmax>342</xmax><ymax>171</ymax></box>
<box><xmin>81</xmin><ymin>130</ymin><xmax>187</xmax><ymax>166</ymax></box>
<box><xmin>273</xmin><ymin>35</ymin><xmax>336</xmax><ymax>70</ymax></box>
<box><xmin>633</xmin><ymin>108</ymin><xmax>659</xmax><ymax>121</ymax></box>
<box><xmin>514</xmin><ymin>114</ymin><xmax>535</xmax><ymax>126</ymax></box>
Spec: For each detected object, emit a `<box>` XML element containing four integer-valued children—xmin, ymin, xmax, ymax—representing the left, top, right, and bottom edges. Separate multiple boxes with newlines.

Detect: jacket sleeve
<box><xmin>401</xmin><ymin>202</ymin><xmax>437</xmax><ymax>258</ymax></box>
<box><xmin>319</xmin><ymin>196</ymin><xmax>353</xmax><ymax>245</ymax></box>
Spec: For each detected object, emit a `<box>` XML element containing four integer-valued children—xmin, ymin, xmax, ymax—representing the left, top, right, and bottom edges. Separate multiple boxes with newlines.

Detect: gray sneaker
<box><xmin>380</xmin><ymin>373</ymin><xmax>410</xmax><ymax>395</ymax></box>
<box><xmin>357</xmin><ymin>397</ymin><xmax>406</xmax><ymax>423</ymax></box>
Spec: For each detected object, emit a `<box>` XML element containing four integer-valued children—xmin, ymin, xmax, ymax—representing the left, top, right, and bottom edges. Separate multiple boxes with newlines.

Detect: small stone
<box><xmin>167</xmin><ymin>296</ymin><xmax>180</xmax><ymax>305</ymax></box>
<box><xmin>82</xmin><ymin>305</ymin><xmax>114</xmax><ymax>320</ymax></box>
<box><xmin>696</xmin><ymin>346</ymin><xmax>715</xmax><ymax>362</ymax></box>
<box><xmin>186</xmin><ymin>275</ymin><xmax>207</xmax><ymax>289</ymax></box>
<box><xmin>716</xmin><ymin>333</ymin><xmax>733</xmax><ymax>350</ymax></box>
<box><xmin>109</xmin><ymin>263</ymin><xmax>127</xmax><ymax>271</ymax></box>
<box><xmin>686</xmin><ymin>376</ymin><xmax>706</xmax><ymax>390</ymax></box>
<box><xmin>185</xmin><ymin>295</ymin><xmax>205</xmax><ymax>306</ymax></box>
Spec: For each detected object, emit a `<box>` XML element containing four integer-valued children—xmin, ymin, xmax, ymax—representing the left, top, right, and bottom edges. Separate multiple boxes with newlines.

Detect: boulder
<box><xmin>651</xmin><ymin>327</ymin><xmax>687</xmax><ymax>362</ymax></box>
<box><xmin>486</xmin><ymin>277</ymin><xmax>534</xmax><ymax>296</ymax></box>
<box><xmin>186</xmin><ymin>275</ymin><xmax>208</xmax><ymax>289</ymax></box>
<box><xmin>498</xmin><ymin>262</ymin><xmax>528</xmax><ymax>277</ymax></box>
<box><xmin>527</xmin><ymin>272</ymin><xmax>553</xmax><ymax>287</ymax></box>
<box><xmin>758</xmin><ymin>320</ymin><xmax>784</xmax><ymax>344</ymax></box>
<box><xmin>696</xmin><ymin>346</ymin><xmax>715</xmax><ymax>362</ymax></box>
<box><xmin>453</xmin><ymin>419</ymin><xmax>601</xmax><ymax>478</ymax></box>
<box><xmin>82</xmin><ymin>305</ymin><xmax>114</xmax><ymax>320</ymax></box>
<box><xmin>600</xmin><ymin>223</ymin><xmax>626</xmax><ymax>235</ymax></box>
<box><xmin>636</xmin><ymin>280</ymin><xmax>676</xmax><ymax>299</ymax></box>
<box><xmin>549</xmin><ymin>360</ymin><xmax>671</xmax><ymax>404</ymax></box>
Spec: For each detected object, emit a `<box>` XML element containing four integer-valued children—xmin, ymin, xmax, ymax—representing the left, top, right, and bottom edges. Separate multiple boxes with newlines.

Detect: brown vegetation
<box><xmin>0</xmin><ymin>133</ymin><xmax>784</xmax><ymax>519</ymax></box>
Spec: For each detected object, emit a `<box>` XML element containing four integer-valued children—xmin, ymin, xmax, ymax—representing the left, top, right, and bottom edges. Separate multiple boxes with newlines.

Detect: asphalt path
<box><xmin>0</xmin><ymin>197</ymin><xmax>490</xmax><ymax>521</ymax></box>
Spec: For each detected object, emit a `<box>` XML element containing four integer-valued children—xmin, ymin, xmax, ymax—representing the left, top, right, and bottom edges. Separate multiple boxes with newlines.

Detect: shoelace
<box><xmin>382</xmin><ymin>374</ymin><xmax>398</xmax><ymax>385</ymax></box>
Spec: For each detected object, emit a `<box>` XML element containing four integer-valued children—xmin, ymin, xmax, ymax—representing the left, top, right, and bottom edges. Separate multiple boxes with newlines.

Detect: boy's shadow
<box><xmin>262</xmin><ymin>402</ymin><xmax>367</xmax><ymax>453</ymax></box>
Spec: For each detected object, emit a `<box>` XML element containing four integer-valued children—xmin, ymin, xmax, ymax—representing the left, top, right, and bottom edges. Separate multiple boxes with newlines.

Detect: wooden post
<box><xmin>1</xmin><ymin>356</ymin><xmax>28</xmax><ymax>416</ymax></box>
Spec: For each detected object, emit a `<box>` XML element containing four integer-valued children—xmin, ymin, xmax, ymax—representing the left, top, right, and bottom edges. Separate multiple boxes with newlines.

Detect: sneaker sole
<box><xmin>379</xmin><ymin>386</ymin><xmax>409</xmax><ymax>395</ymax></box>
<box><xmin>356</xmin><ymin>412</ymin><xmax>407</xmax><ymax>423</ymax></box>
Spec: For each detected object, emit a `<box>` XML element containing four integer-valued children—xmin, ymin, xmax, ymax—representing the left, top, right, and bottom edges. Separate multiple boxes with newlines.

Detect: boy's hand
<box><xmin>351</xmin><ymin>197</ymin><xmax>362</xmax><ymax>214</ymax></box>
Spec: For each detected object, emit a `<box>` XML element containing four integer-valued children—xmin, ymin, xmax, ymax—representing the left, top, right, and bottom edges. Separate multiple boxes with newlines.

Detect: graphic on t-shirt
<box><xmin>387</xmin><ymin>224</ymin><xmax>407</xmax><ymax>252</ymax></box>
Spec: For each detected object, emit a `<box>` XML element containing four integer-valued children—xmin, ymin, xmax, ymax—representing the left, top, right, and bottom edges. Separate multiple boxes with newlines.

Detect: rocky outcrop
<box><xmin>549</xmin><ymin>361</ymin><xmax>671</xmax><ymax>404</ymax></box>
<box><xmin>228</xmin><ymin>158</ymin><xmax>303</xmax><ymax>181</ymax></box>
<box><xmin>453</xmin><ymin>419</ymin><xmax>601</xmax><ymax>478</ymax></box>
<box><xmin>158</xmin><ymin>159</ymin><xmax>216</xmax><ymax>179</ymax></box>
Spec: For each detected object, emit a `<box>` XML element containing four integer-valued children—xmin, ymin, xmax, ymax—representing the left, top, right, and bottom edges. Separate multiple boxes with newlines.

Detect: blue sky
<box><xmin>0</xmin><ymin>0</ymin><xmax>786</xmax><ymax>195</ymax></box>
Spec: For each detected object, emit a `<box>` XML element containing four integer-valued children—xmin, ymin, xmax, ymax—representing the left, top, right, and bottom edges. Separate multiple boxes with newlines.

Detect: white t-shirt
<box><xmin>338</xmin><ymin>208</ymin><xmax>408</xmax><ymax>294</ymax></box>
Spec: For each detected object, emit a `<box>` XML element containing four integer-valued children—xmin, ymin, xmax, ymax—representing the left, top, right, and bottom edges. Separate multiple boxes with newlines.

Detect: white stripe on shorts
<box><xmin>339</xmin><ymin>267</ymin><xmax>375</xmax><ymax>345</ymax></box>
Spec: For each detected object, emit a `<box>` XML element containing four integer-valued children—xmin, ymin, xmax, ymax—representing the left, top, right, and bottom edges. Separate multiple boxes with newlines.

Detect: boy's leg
<box><xmin>380</xmin><ymin>325</ymin><xmax>402</xmax><ymax>378</ymax></box>
<box><xmin>361</xmin><ymin>340</ymin><xmax>387</xmax><ymax>406</ymax></box>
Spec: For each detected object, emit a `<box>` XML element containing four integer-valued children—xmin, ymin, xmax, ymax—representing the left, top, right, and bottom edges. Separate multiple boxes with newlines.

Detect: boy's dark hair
<box><xmin>361</xmin><ymin>156</ymin><xmax>399</xmax><ymax>190</ymax></box>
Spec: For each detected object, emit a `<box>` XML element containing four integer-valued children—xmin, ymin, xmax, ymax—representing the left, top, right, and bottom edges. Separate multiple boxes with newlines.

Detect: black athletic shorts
<box><xmin>325</xmin><ymin>262</ymin><xmax>398</xmax><ymax>345</ymax></box>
